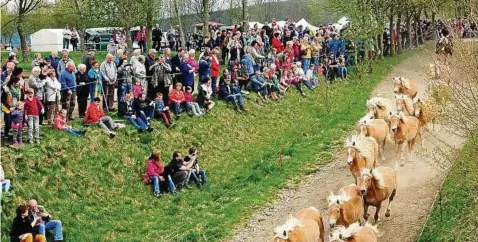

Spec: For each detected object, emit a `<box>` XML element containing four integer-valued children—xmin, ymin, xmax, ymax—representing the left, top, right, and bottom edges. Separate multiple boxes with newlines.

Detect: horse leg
<box><xmin>409</xmin><ymin>138</ymin><xmax>417</xmax><ymax>161</ymax></box>
<box><xmin>374</xmin><ymin>203</ymin><xmax>382</xmax><ymax>224</ymax></box>
<box><xmin>420</xmin><ymin>127</ymin><xmax>425</xmax><ymax>148</ymax></box>
<box><xmin>363</xmin><ymin>204</ymin><xmax>370</xmax><ymax>221</ymax></box>
<box><xmin>400</xmin><ymin>143</ymin><xmax>406</xmax><ymax>166</ymax></box>
<box><xmin>395</xmin><ymin>143</ymin><xmax>400</xmax><ymax>169</ymax></box>
<box><xmin>381</xmin><ymin>140</ymin><xmax>386</xmax><ymax>161</ymax></box>
<box><xmin>385</xmin><ymin>189</ymin><xmax>397</xmax><ymax>217</ymax></box>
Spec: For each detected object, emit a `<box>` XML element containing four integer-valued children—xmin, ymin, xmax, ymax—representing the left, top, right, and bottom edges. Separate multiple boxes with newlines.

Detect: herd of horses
<box><xmin>272</xmin><ymin>75</ymin><xmax>439</xmax><ymax>242</ymax></box>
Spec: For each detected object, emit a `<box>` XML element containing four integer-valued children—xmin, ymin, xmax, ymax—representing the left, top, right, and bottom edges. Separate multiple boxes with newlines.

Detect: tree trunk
<box><xmin>241</xmin><ymin>0</ymin><xmax>248</xmax><ymax>32</ymax></box>
<box><xmin>377</xmin><ymin>33</ymin><xmax>383</xmax><ymax>58</ymax></box>
<box><xmin>202</xmin><ymin>0</ymin><xmax>210</xmax><ymax>37</ymax></box>
<box><xmin>406</xmin><ymin>11</ymin><xmax>412</xmax><ymax>49</ymax></box>
<box><xmin>396</xmin><ymin>12</ymin><xmax>402</xmax><ymax>52</ymax></box>
<box><xmin>431</xmin><ymin>11</ymin><xmax>436</xmax><ymax>40</ymax></box>
<box><xmin>146</xmin><ymin>10</ymin><xmax>153</xmax><ymax>50</ymax></box>
<box><xmin>125</xmin><ymin>26</ymin><xmax>133</xmax><ymax>52</ymax></box>
<box><xmin>16</xmin><ymin>16</ymin><xmax>28</xmax><ymax>61</ymax></box>
<box><xmin>389</xmin><ymin>9</ymin><xmax>395</xmax><ymax>56</ymax></box>
<box><xmin>173</xmin><ymin>0</ymin><xmax>186</xmax><ymax>48</ymax></box>
<box><xmin>415</xmin><ymin>9</ymin><xmax>424</xmax><ymax>44</ymax></box>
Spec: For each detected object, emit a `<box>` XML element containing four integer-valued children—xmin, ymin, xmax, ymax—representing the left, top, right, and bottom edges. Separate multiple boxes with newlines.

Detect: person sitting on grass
<box><xmin>283</xmin><ymin>70</ymin><xmax>306</xmax><ymax>98</ymax></box>
<box><xmin>1</xmin><ymin>165</ymin><xmax>12</xmax><ymax>199</ymax></box>
<box><xmin>154</xmin><ymin>92</ymin><xmax>174</xmax><ymax>128</ymax></box>
<box><xmin>167</xmin><ymin>151</ymin><xmax>202</xmax><ymax>191</ymax></box>
<box><xmin>196</xmin><ymin>77</ymin><xmax>215</xmax><ymax>111</ymax></box>
<box><xmin>249</xmin><ymin>70</ymin><xmax>268</xmax><ymax>100</ymax></box>
<box><xmin>133</xmin><ymin>94</ymin><xmax>155</xmax><ymax>122</ymax></box>
<box><xmin>118</xmin><ymin>93</ymin><xmax>152</xmax><ymax>133</ymax></box>
<box><xmin>84</xmin><ymin>97</ymin><xmax>122</xmax><ymax>138</ymax></box>
<box><xmin>28</xmin><ymin>199</ymin><xmax>63</xmax><ymax>242</ymax></box>
<box><xmin>336</xmin><ymin>55</ymin><xmax>348</xmax><ymax>79</ymax></box>
<box><xmin>184</xmin><ymin>86</ymin><xmax>204</xmax><ymax>117</ymax></box>
<box><xmin>146</xmin><ymin>151</ymin><xmax>176</xmax><ymax>198</ymax></box>
<box><xmin>305</xmin><ymin>64</ymin><xmax>319</xmax><ymax>88</ymax></box>
<box><xmin>54</xmin><ymin>109</ymin><xmax>86</xmax><ymax>137</ymax></box>
<box><xmin>10</xmin><ymin>205</ymin><xmax>46</xmax><ymax>242</ymax></box>
<box><xmin>169</xmin><ymin>83</ymin><xmax>187</xmax><ymax>119</ymax></box>
<box><xmin>262</xmin><ymin>67</ymin><xmax>279</xmax><ymax>100</ymax></box>
<box><xmin>183</xmin><ymin>147</ymin><xmax>208</xmax><ymax>186</ymax></box>
<box><xmin>293</xmin><ymin>62</ymin><xmax>313</xmax><ymax>90</ymax></box>
<box><xmin>219</xmin><ymin>77</ymin><xmax>247</xmax><ymax>112</ymax></box>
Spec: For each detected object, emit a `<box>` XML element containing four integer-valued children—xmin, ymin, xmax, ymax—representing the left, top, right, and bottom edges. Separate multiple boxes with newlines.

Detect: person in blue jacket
<box><xmin>198</xmin><ymin>49</ymin><xmax>211</xmax><ymax>83</ymax></box>
<box><xmin>87</xmin><ymin>61</ymin><xmax>103</xmax><ymax>103</ymax></box>
<box><xmin>180</xmin><ymin>53</ymin><xmax>195</xmax><ymax>92</ymax></box>
<box><xmin>249</xmin><ymin>70</ymin><xmax>268</xmax><ymax>100</ymax></box>
<box><xmin>59</xmin><ymin>62</ymin><xmax>77</xmax><ymax>119</ymax></box>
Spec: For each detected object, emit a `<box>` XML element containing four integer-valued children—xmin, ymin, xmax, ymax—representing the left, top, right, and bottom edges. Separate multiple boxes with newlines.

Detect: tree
<box><xmin>241</xmin><ymin>0</ymin><xmax>247</xmax><ymax>32</ymax></box>
<box><xmin>172</xmin><ymin>0</ymin><xmax>186</xmax><ymax>48</ymax></box>
<box><xmin>10</xmin><ymin>0</ymin><xmax>44</xmax><ymax>60</ymax></box>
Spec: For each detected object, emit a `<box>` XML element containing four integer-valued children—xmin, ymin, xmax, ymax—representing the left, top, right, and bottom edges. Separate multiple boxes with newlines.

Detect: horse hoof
<box><xmin>400</xmin><ymin>163</ymin><xmax>405</xmax><ymax>167</ymax></box>
<box><xmin>385</xmin><ymin>212</ymin><xmax>391</xmax><ymax>217</ymax></box>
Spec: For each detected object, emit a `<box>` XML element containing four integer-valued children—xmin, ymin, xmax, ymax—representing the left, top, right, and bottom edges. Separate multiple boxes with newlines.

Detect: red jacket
<box><xmin>54</xmin><ymin>113</ymin><xmax>68</xmax><ymax>130</ymax></box>
<box><xmin>169</xmin><ymin>89</ymin><xmax>185</xmax><ymax>103</ymax></box>
<box><xmin>184</xmin><ymin>92</ymin><xmax>194</xmax><ymax>103</ymax></box>
<box><xmin>146</xmin><ymin>160</ymin><xmax>166</xmax><ymax>177</ymax></box>
<box><xmin>210</xmin><ymin>56</ymin><xmax>220</xmax><ymax>78</ymax></box>
<box><xmin>84</xmin><ymin>102</ymin><xmax>104</xmax><ymax>124</ymax></box>
<box><xmin>24</xmin><ymin>96</ymin><xmax>43</xmax><ymax>116</ymax></box>
<box><xmin>272</xmin><ymin>38</ymin><xmax>284</xmax><ymax>53</ymax></box>
<box><xmin>135</xmin><ymin>29</ymin><xmax>148</xmax><ymax>42</ymax></box>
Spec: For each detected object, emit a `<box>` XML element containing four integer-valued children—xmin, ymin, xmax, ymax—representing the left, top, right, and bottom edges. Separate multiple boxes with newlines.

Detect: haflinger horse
<box><xmin>358</xmin><ymin>115</ymin><xmax>390</xmax><ymax>160</ymax></box>
<box><xmin>345</xmin><ymin>135</ymin><xmax>379</xmax><ymax>184</ymax></box>
<box><xmin>273</xmin><ymin>206</ymin><xmax>325</xmax><ymax>242</ymax></box>
<box><xmin>329</xmin><ymin>222</ymin><xmax>379</xmax><ymax>242</ymax></box>
<box><xmin>365</xmin><ymin>97</ymin><xmax>393</xmax><ymax>121</ymax></box>
<box><xmin>436</xmin><ymin>36</ymin><xmax>453</xmax><ymax>64</ymax></box>
<box><xmin>327</xmin><ymin>184</ymin><xmax>363</xmax><ymax>228</ymax></box>
<box><xmin>358</xmin><ymin>167</ymin><xmax>397</xmax><ymax>224</ymax></box>
<box><xmin>389</xmin><ymin>111</ymin><xmax>420</xmax><ymax>167</ymax></box>
<box><xmin>395</xmin><ymin>94</ymin><xmax>415</xmax><ymax>116</ymax></box>
<box><xmin>413</xmin><ymin>97</ymin><xmax>438</xmax><ymax>147</ymax></box>
<box><xmin>393</xmin><ymin>77</ymin><xmax>418</xmax><ymax>100</ymax></box>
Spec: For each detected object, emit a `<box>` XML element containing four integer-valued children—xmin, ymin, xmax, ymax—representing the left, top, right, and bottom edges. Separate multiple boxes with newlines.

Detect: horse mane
<box><xmin>345</xmin><ymin>135</ymin><xmax>377</xmax><ymax>163</ymax></box>
<box><xmin>400</xmin><ymin>77</ymin><xmax>411</xmax><ymax>89</ymax></box>
<box><xmin>360</xmin><ymin>168</ymin><xmax>387</xmax><ymax>189</ymax></box>
<box><xmin>329</xmin><ymin>225</ymin><xmax>347</xmax><ymax>242</ymax></box>
<box><xmin>396</xmin><ymin>94</ymin><xmax>414</xmax><ymax>114</ymax></box>
<box><xmin>363</xmin><ymin>222</ymin><xmax>379</xmax><ymax>235</ymax></box>
<box><xmin>328</xmin><ymin>190</ymin><xmax>351</xmax><ymax>206</ymax></box>
<box><xmin>338</xmin><ymin>222</ymin><xmax>362</xmax><ymax>239</ymax></box>
<box><xmin>273</xmin><ymin>215</ymin><xmax>304</xmax><ymax>239</ymax></box>
<box><xmin>366</xmin><ymin>97</ymin><xmax>390</xmax><ymax>112</ymax></box>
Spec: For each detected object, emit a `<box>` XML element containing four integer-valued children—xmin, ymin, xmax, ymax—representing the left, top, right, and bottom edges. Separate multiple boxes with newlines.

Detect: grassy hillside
<box><xmin>418</xmin><ymin>134</ymin><xmax>478</xmax><ymax>242</ymax></box>
<box><xmin>1</xmin><ymin>49</ymin><xmax>422</xmax><ymax>241</ymax></box>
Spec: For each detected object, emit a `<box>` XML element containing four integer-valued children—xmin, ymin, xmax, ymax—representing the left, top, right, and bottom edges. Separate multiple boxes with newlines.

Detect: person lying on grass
<box><xmin>167</xmin><ymin>151</ymin><xmax>203</xmax><ymax>191</ymax></box>
<box><xmin>84</xmin><ymin>97</ymin><xmax>124</xmax><ymax>138</ymax></box>
<box><xmin>28</xmin><ymin>199</ymin><xmax>63</xmax><ymax>242</ymax></box>
<box><xmin>184</xmin><ymin>86</ymin><xmax>204</xmax><ymax>117</ymax></box>
<box><xmin>118</xmin><ymin>93</ymin><xmax>152</xmax><ymax>133</ymax></box>
<box><xmin>1</xmin><ymin>165</ymin><xmax>12</xmax><ymax>199</ymax></box>
<box><xmin>54</xmin><ymin>109</ymin><xmax>86</xmax><ymax>137</ymax></box>
<box><xmin>154</xmin><ymin>92</ymin><xmax>174</xmax><ymax>128</ymax></box>
<box><xmin>182</xmin><ymin>147</ymin><xmax>208</xmax><ymax>187</ymax></box>
<box><xmin>10</xmin><ymin>205</ymin><xmax>46</xmax><ymax>242</ymax></box>
<box><xmin>146</xmin><ymin>151</ymin><xmax>176</xmax><ymax>198</ymax></box>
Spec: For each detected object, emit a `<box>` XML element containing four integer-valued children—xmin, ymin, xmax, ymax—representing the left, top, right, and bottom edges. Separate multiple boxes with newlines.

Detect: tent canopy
<box><xmin>295</xmin><ymin>18</ymin><xmax>317</xmax><ymax>30</ymax></box>
<box><xmin>194</xmin><ymin>22</ymin><xmax>224</xmax><ymax>27</ymax></box>
<box><xmin>248</xmin><ymin>22</ymin><xmax>264</xmax><ymax>29</ymax></box>
<box><xmin>30</xmin><ymin>29</ymin><xmax>75</xmax><ymax>52</ymax></box>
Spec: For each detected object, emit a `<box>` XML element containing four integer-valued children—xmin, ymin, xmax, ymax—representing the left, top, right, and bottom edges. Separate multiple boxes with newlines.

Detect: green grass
<box><xmin>418</xmin><ymin>134</ymin><xmax>478</xmax><ymax>242</ymax></box>
<box><xmin>1</xmin><ymin>48</ymin><xmax>422</xmax><ymax>241</ymax></box>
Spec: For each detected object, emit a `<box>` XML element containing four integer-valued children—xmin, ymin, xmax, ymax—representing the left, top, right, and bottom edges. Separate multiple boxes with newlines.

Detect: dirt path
<box><xmin>229</xmin><ymin>50</ymin><xmax>464</xmax><ymax>242</ymax></box>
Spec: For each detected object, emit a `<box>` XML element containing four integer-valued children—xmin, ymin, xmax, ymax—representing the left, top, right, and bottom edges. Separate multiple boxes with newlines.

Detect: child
<box><xmin>24</xmin><ymin>88</ymin><xmax>44</xmax><ymax>144</ymax></box>
<box><xmin>306</xmin><ymin>64</ymin><xmax>319</xmax><ymax>88</ymax></box>
<box><xmin>154</xmin><ymin>92</ymin><xmax>174</xmax><ymax>128</ymax></box>
<box><xmin>132</xmin><ymin>79</ymin><xmax>143</xmax><ymax>99</ymax></box>
<box><xmin>183</xmin><ymin>147</ymin><xmax>208</xmax><ymax>187</ymax></box>
<box><xmin>11</xmin><ymin>101</ymin><xmax>24</xmax><ymax>146</ymax></box>
<box><xmin>263</xmin><ymin>67</ymin><xmax>279</xmax><ymax>100</ymax></box>
<box><xmin>54</xmin><ymin>109</ymin><xmax>86</xmax><ymax>136</ymax></box>
<box><xmin>184</xmin><ymin>86</ymin><xmax>204</xmax><ymax>117</ymax></box>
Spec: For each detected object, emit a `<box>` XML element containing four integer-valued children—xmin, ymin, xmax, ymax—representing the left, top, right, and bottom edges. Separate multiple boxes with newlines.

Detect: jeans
<box><xmin>309</xmin><ymin>77</ymin><xmax>319</xmax><ymax>87</ymax></box>
<box><xmin>302</xmin><ymin>79</ymin><xmax>313</xmax><ymax>90</ymax></box>
<box><xmin>211</xmin><ymin>76</ymin><xmax>218</xmax><ymax>93</ymax></box>
<box><xmin>27</xmin><ymin>116</ymin><xmax>40</xmax><ymax>141</ymax></box>
<box><xmin>311</xmin><ymin>56</ymin><xmax>320</xmax><ymax>68</ymax></box>
<box><xmin>1</xmin><ymin>179</ymin><xmax>11</xmax><ymax>192</ymax></box>
<box><xmin>294</xmin><ymin>84</ymin><xmax>305</xmax><ymax>95</ymax></box>
<box><xmin>186</xmin><ymin>102</ymin><xmax>203</xmax><ymax>116</ymax></box>
<box><xmin>63</xmin><ymin>38</ymin><xmax>69</xmax><ymax>49</ymax></box>
<box><xmin>64</xmin><ymin>128</ymin><xmax>82</xmax><ymax>136</ymax></box>
<box><xmin>103</xmin><ymin>84</ymin><xmax>115</xmax><ymax>110</ymax></box>
<box><xmin>171</xmin><ymin>101</ymin><xmax>186</xmax><ymax>116</ymax></box>
<box><xmin>337</xmin><ymin>66</ymin><xmax>347</xmax><ymax>79</ymax></box>
<box><xmin>255</xmin><ymin>85</ymin><xmax>268</xmax><ymax>98</ymax></box>
<box><xmin>188</xmin><ymin>169</ymin><xmax>207</xmax><ymax>188</ymax></box>
<box><xmin>98</xmin><ymin>116</ymin><xmax>116</xmax><ymax>134</ymax></box>
<box><xmin>120</xmin><ymin>83</ymin><xmax>132</xmax><ymax>103</ymax></box>
<box><xmin>38</xmin><ymin>220</ymin><xmax>63</xmax><ymax>241</ymax></box>
<box><xmin>225</xmin><ymin>94</ymin><xmax>244</xmax><ymax>107</ymax></box>
<box><xmin>302</xmin><ymin>58</ymin><xmax>311</xmax><ymax>72</ymax></box>
<box><xmin>12</xmin><ymin>127</ymin><xmax>23</xmax><ymax>143</ymax></box>
<box><xmin>150</xmin><ymin>175</ymin><xmax>176</xmax><ymax>194</ymax></box>
<box><xmin>126</xmin><ymin>115</ymin><xmax>148</xmax><ymax>130</ymax></box>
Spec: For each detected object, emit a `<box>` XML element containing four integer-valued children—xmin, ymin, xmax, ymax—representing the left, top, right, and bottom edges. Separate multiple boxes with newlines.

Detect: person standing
<box><xmin>150</xmin><ymin>55</ymin><xmax>172</xmax><ymax>105</ymax></box>
<box><xmin>70</xmin><ymin>27</ymin><xmax>79</xmax><ymax>51</ymax></box>
<box><xmin>56</xmin><ymin>50</ymin><xmax>75</xmax><ymax>80</ymax></box>
<box><xmin>62</xmin><ymin>26</ymin><xmax>71</xmax><ymax>50</ymax></box>
<box><xmin>48</xmin><ymin>51</ymin><xmax>60</xmax><ymax>76</ymax></box>
<box><xmin>135</xmin><ymin>26</ymin><xmax>147</xmax><ymax>53</ymax></box>
<box><xmin>152</xmin><ymin>25</ymin><xmax>162</xmax><ymax>51</ymax></box>
<box><xmin>145</xmin><ymin>49</ymin><xmax>157</xmax><ymax>99</ymax></box>
<box><xmin>76</xmin><ymin>64</ymin><xmax>90</xmax><ymax>118</ymax></box>
<box><xmin>28</xmin><ymin>67</ymin><xmax>46</xmax><ymax>125</ymax></box>
<box><xmin>100</xmin><ymin>54</ymin><xmax>117</xmax><ymax>112</ymax></box>
<box><xmin>82</xmin><ymin>50</ymin><xmax>96</xmax><ymax>71</ymax></box>
<box><xmin>59</xmin><ymin>62</ymin><xmax>76</xmax><ymax>120</ymax></box>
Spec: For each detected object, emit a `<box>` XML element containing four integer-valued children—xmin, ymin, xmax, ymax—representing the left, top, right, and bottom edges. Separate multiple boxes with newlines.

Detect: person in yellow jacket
<box><xmin>300</xmin><ymin>36</ymin><xmax>312</xmax><ymax>72</ymax></box>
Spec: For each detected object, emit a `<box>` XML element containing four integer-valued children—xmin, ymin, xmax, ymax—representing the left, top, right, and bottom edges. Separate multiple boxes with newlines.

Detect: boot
<box><xmin>240</xmin><ymin>105</ymin><xmax>248</xmax><ymax>112</ymax></box>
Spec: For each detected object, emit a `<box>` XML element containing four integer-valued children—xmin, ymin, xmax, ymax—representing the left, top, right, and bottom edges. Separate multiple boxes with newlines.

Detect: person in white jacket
<box><xmin>44</xmin><ymin>70</ymin><xmax>61</xmax><ymax>124</ymax></box>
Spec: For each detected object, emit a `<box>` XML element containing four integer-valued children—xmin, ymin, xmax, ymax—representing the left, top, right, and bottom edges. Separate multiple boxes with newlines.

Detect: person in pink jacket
<box><xmin>146</xmin><ymin>151</ymin><xmax>176</xmax><ymax>198</ymax></box>
<box><xmin>54</xmin><ymin>109</ymin><xmax>86</xmax><ymax>137</ymax></box>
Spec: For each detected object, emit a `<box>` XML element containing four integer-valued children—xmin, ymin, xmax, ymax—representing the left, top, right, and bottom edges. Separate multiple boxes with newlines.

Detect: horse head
<box><xmin>357</xmin><ymin>168</ymin><xmax>373</xmax><ymax>196</ymax></box>
<box><xmin>345</xmin><ymin>136</ymin><xmax>358</xmax><ymax>165</ymax></box>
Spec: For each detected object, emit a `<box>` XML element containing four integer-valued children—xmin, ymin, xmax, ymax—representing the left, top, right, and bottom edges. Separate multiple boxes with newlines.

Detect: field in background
<box><xmin>0</xmin><ymin>49</ymin><xmax>422</xmax><ymax>241</ymax></box>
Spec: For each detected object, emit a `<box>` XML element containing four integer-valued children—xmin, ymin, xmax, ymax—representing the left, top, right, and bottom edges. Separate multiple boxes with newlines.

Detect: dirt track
<box><xmin>229</xmin><ymin>49</ymin><xmax>464</xmax><ymax>242</ymax></box>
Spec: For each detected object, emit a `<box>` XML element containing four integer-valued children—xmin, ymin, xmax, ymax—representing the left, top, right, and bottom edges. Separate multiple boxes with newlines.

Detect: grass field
<box><xmin>1</xmin><ymin>48</ymin><xmax>421</xmax><ymax>241</ymax></box>
<box><xmin>418</xmin><ymin>133</ymin><xmax>478</xmax><ymax>242</ymax></box>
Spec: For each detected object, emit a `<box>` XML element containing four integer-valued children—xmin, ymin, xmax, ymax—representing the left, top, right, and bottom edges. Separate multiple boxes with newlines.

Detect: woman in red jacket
<box><xmin>169</xmin><ymin>83</ymin><xmax>187</xmax><ymax>118</ymax></box>
<box><xmin>271</xmin><ymin>33</ymin><xmax>284</xmax><ymax>53</ymax></box>
<box><xmin>146</xmin><ymin>151</ymin><xmax>176</xmax><ymax>198</ymax></box>
<box><xmin>135</xmin><ymin>26</ymin><xmax>147</xmax><ymax>53</ymax></box>
<box><xmin>210</xmin><ymin>48</ymin><xmax>221</xmax><ymax>94</ymax></box>
<box><xmin>84</xmin><ymin>97</ymin><xmax>120</xmax><ymax>138</ymax></box>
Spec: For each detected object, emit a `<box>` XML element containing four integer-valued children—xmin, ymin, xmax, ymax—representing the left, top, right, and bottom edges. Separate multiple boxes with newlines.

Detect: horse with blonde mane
<box><xmin>389</xmin><ymin>111</ymin><xmax>420</xmax><ymax>167</ymax></box>
<box><xmin>327</xmin><ymin>184</ymin><xmax>363</xmax><ymax>228</ymax></box>
<box><xmin>358</xmin><ymin>167</ymin><xmax>397</xmax><ymax>223</ymax></box>
<box><xmin>273</xmin><ymin>206</ymin><xmax>325</xmax><ymax>242</ymax></box>
<box><xmin>436</xmin><ymin>36</ymin><xmax>453</xmax><ymax>64</ymax></box>
<box><xmin>358</xmin><ymin>115</ymin><xmax>390</xmax><ymax>160</ymax></box>
<box><xmin>345</xmin><ymin>135</ymin><xmax>379</xmax><ymax>184</ymax></box>
<box><xmin>395</xmin><ymin>94</ymin><xmax>415</xmax><ymax>116</ymax></box>
<box><xmin>393</xmin><ymin>77</ymin><xmax>418</xmax><ymax>100</ymax></box>
<box><xmin>329</xmin><ymin>222</ymin><xmax>379</xmax><ymax>242</ymax></box>
<box><xmin>365</xmin><ymin>97</ymin><xmax>393</xmax><ymax>121</ymax></box>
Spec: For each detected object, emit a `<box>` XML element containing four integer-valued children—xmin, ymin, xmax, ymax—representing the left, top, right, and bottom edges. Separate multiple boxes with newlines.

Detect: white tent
<box><xmin>248</xmin><ymin>21</ymin><xmax>264</xmax><ymax>29</ymax></box>
<box><xmin>30</xmin><ymin>29</ymin><xmax>78</xmax><ymax>52</ymax></box>
<box><xmin>268</xmin><ymin>21</ymin><xmax>286</xmax><ymax>29</ymax></box>
<box><xmin>295</xmin><ymin>18</ymin><xmax>317</xmax><ymax>30</ymax></box>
